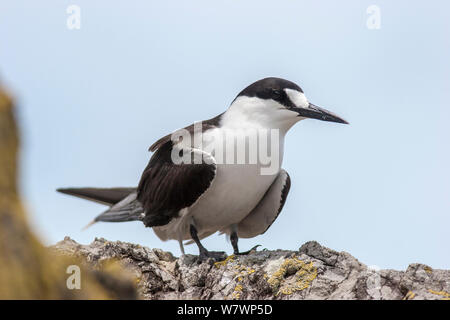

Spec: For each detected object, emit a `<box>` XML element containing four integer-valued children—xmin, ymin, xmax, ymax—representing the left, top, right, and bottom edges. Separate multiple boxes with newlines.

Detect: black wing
<box><xmin>137</xmin><ymin>141</ymin><xmax>217</xmax><ymax>227</ymax></box>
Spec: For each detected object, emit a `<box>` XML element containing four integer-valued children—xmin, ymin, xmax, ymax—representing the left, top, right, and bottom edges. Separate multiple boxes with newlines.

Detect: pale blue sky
<box><xmin>1</xmin><ymin>1</ymin><xmax>449</xmax><ymax>270</ymax></box>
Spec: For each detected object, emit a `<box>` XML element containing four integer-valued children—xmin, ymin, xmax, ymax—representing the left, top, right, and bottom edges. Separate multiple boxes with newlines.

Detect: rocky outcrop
<box><xmin>52</xmin><ymin>237</ymin><xmax>450</xmax><ymax>300</ymax></box>
<box><xmin>3</xmin><ymin>80</ymin><xmax>448</xmax><ymax>300</ymax></box>
<box><xmin>0</xmin><ymin>84</ymin><xmax>137</xmax><ymax>299</ymax></box>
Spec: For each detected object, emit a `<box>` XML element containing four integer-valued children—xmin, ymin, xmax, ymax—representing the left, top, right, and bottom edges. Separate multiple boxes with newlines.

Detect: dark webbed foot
<box><xmin>190</xmin><ymin>224</ymin><xmax>227</xmax><ymax>263</ymax></box>
<box><xmin>230</xmin><ymin>229</ymin><xmax>261</xmax><ymax>255</ymax></box>
<box><xmin>234</xmin><ymin>244</ymin><xmax>261</xmax><ymax>255</ymax></box>
<box><xmin>198</xmin><ymin>249</ymin><xmax>227</xmax><ymax>263</ymax></box>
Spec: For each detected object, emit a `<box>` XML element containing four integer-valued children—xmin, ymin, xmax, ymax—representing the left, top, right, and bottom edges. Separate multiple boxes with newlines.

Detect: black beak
<box><xmin>294</xmin><ymin>103</ymin><xmax>349</xmax><ymax>124</ymax></box>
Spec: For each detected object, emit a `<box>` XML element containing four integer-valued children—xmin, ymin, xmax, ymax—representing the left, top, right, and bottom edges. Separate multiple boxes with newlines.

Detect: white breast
<box><xmin>191</xmin><ymin>125</ymin><xmax>285</xmax><ymax>239</ymax></box>
<box><xmin>152</xmin><ymin>96</ymin><xmax>297</xmax><ymax>243</ymax></box>
<box><xmin>189</xmin><ymin>162</ymin><xmax>277</xmax><ymax>235</ymax></box>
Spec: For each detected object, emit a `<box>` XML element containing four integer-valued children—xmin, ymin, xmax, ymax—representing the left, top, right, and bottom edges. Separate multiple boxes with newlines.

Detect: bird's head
<box><xmin>224</xmin><ymin>77</ymin><xmax>348</xmax><ymax>131</ymax></box>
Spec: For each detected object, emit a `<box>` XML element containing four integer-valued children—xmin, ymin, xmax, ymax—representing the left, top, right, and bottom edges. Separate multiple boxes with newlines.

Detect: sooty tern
<box><xmin>58</xmin><ymin>77</ymin><xmax>348</xmax><ymax>261</ymax></box>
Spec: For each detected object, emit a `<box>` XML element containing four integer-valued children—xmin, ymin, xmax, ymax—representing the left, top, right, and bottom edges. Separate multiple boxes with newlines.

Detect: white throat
<box><xmin>220</xmin><ymin>96</ymin><xmax>301</xmax><ymax>134</ymax></box>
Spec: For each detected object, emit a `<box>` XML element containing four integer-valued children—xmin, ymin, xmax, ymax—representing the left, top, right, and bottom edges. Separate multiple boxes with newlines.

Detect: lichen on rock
<box><xmin>51</xmin><ymin>238</ymin><xmax>450</xmax><ymax>300</ymax></box>
<box><xmin>267</xmin><ymin>256</ymin><xmax>317</xmax><ymax>296</ymax></box>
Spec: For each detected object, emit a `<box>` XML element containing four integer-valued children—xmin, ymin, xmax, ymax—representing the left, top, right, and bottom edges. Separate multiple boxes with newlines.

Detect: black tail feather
<box><xmin>57</xmin><ymin>187</ymin><xmax>136</xmax><ymax>206</ymax></box>
<box><xmin>57</xmin><ymin>187</ymin><xmax>143</xmax><ymax>228</ymax></box>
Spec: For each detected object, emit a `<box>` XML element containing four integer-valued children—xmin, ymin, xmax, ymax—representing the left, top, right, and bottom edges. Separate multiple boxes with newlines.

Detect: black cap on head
<box><xmin>235</xmin><ymin>77</ymin><xmax>303</xmax><ymax>109</ymax></box>
<box><xmin>237</xmin><ymin>77</ymin><xmax>303</xmax><ymax>99</ymax></box>
<box><xmin>234</xmin><ymin>77</ymin><xmax>348</xmax><ymax>125</ymax></box>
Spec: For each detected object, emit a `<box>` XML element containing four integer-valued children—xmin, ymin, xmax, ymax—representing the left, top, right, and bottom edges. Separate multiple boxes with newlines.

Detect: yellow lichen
<box><xmin>214</xmin><ymin>255</ymin><xmax>235</xmax><ymax>268</ymax></box>
<box><xmin>403</xmin><ymin>291</ymin><xmax>416</xmax><ymax>300</ymax></box>
<box><xmin>231</xmin><ymin>284</ymin><xmax>243</xmax><ymax>299</ymax></box>
<box><xmin>267</xmin><ymin>257</ymin><xmax>317</xmax><ymax>296</ymax></box>
<box><xmin>428</xmin><ymin>289</ymin><xmax>450</xmax><ymax>300</ymax></box>
<box><xmin>226</xmin><ymin>262</ymin><xmax>258</xmax><ymax>300</ymax></box>
<box><xmin>423</xmin><ymin>266</ymin><xmax>433</xmax><ymax>274</ymax></box>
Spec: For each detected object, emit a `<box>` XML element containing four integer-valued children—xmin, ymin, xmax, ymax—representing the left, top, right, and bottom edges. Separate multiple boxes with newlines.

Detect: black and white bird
<box><xmin>58</xmin><ymin>77</ymin><xmax>348</xmax><ymax>261</ymax></box>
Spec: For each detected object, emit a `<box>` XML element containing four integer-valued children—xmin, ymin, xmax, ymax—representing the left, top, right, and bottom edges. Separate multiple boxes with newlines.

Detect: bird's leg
<box><xmin>189</xmin><ymin>224</ymin><xmax>226</xmax><ymax>262</ymax></box>
<box><xmin>189</xmin><ymin>224</ymin><xmax>208</xmax><ymax>257</ymax></box>
<box><xmin>230</xmin><ymin>230</ymin><xmax>240</xmax><ymax>255</ymax></box>
<box><xmin>230</xmin><ymin>229</ymin><xmax>261</xmax><ymax>255</ymax></box>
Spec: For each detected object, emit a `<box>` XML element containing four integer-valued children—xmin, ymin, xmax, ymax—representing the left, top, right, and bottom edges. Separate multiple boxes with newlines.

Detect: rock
<box><xmin>51</xmin><ymin>237</ymin><xmax>450</xmax><ymax>300</ymax></box>
<box><xmin>3</xmin><ymin>79</ymin><xmax>448</xmax><ymax>300</ymax></box>
<box><xmin>0</xmin><ymin>83</ymin><xmax>138</xmax><ymax>299</ymax></box>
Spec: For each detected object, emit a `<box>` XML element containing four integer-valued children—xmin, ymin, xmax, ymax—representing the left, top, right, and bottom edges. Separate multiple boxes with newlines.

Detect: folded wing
<box><xmin>236</xmin><ymin>169</ymin><xmax>291</xmax><ymax>238</ymax></box>
<box><xmin>137</xmin><ymin>141</ymin><xmax>217</xmax><ymax>227</ymax></box>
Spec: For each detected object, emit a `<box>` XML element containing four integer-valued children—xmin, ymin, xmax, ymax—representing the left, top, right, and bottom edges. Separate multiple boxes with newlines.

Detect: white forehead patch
<box><xmin>285</xmin><ymin>88</ymin><xmax>309</xmax><ymax>108</ymax></box>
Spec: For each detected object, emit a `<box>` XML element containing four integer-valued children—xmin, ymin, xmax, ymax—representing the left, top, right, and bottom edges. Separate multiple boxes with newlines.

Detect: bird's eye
<box><xmin>272</xmin><ymin>89</ymin><xmax>282</xmax><ymax>98</ymax></box>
